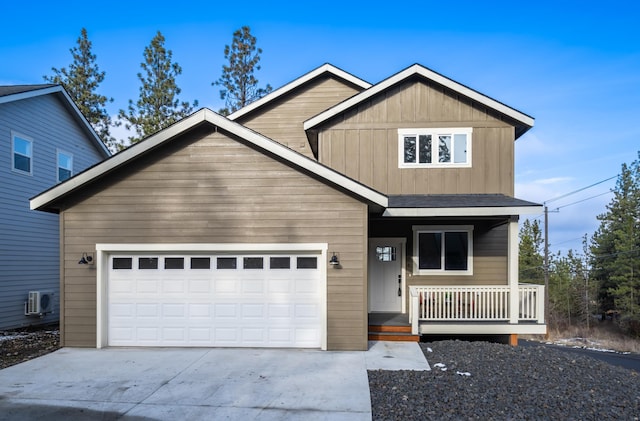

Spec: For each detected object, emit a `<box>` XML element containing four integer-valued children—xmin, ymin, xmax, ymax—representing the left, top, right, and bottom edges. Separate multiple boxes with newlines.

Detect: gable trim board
<box><xmin>31</xmin><ymin>108</ymin><xmax>388</xmax><ymax>212</ymax></box>
<box><xmin>96</xmin><ymin>243</ymin><xmax>328</xmax><ymax>349</ymax></box>
<box><xmin>303</xmin><ymin>64</ymin><xmax>534</xmax><ymax>138</ymax></box>
<box><xmin>0</xmin><ymin>84</ymin><xmax>111</xmax><ymax>158</ymax></box>
<box><xmin>227</xmin><ymin>63</ymin><xmax>371</xmax><ymax>121</ymax></box>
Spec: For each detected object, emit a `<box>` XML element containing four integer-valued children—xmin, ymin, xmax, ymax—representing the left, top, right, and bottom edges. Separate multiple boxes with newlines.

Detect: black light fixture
<box><xmin>78</xmin><ymin>252</ymin><xmax>93</xmax><ymax>265</ymax></box>
<box><xmin>329</xmin><ymin>252</ymin><xmax>340</xmax><ymax>266</ymax></box>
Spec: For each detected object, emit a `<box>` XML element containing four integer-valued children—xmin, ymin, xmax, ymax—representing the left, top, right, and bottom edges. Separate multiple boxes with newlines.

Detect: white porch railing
<box><xmin>409</xmin><ymin>284</ymin><xmax>545</xmax><ymax>335</ymax></box>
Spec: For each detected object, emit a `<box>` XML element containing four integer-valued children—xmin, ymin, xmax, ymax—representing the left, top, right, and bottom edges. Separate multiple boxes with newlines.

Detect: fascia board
<box><xmin>0</xmin><ymin>85</ymin><xmax>61</xmax><ymax>105</ymax></box>
<box><xmin>304</xmin><ymin>64</ymin><xmax>534</xmax><ymax>130</ymax></box>
<box><xmin>31</xmin><ymin>108</ymin><xmax>388</xmax><ymax>210</ymax></box>
<box><xmin>30</xmin><ymin>110</ymin><xmax>208</xmax><ymax>210</ymax></box>
<box><xmin>228</xmin><ymin>63</ymin><xmax>371</xmax><ymax>121</ymax></box>
<box><xmin>382</xmin><ymin>205</ymin><xmax>544</xmax><ymax>217</ymax></box>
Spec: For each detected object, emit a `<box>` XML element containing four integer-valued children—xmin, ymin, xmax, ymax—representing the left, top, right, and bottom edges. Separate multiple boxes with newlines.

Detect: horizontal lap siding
<box><xmin>236</xmin><ymin>76</ymin><xmax>361</xmax><ymax>157</ymax></box>
<box><xmin>0</xmin><ymin>95</ymin><xmax>105</xmax><ymax>330</ymax></box>
<box><xmin>318</xmin><ymin>79</ymin><xmax>515</xmax><ymax>195</ymax></box>
<box><xmin>407</xmin><ymin>223</ymin><xmax>508</xmax><ymax>287</ymax></box>
<box><xmin>61</xmin><ymin>129</ymin><xmax>368</xmax><ymax>350</ymax></box>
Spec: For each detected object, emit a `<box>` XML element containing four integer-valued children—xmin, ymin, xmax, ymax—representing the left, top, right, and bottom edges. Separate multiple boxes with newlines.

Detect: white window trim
<box><xmin>57</xmin><ymin>149</ymin><xmax>74</xmax><ymax>183</ymax></box>
<box><xmin>412</xmin><ymin>225</ymin><xmax>473</xmax><ymax>276</ymax></box>
<box><xmin>11</xmin><ymin>131</ymin><xmax>33</xmax><ymax>176</ymax></box>
<box><xmin>398</xmin><ymin>128</ymin><xmax>472</xmax><ymax>168</ymax></box>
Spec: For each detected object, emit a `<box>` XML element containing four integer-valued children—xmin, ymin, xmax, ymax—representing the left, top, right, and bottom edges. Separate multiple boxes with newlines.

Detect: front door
<box><xmin>368</xmin><ymin>239</ymin><xmax>404</xmax><ymax>312</ymax></box>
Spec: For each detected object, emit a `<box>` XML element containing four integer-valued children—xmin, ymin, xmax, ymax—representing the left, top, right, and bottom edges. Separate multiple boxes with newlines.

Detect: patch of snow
<box><xmin>456</xmin><ymin>371</ymin><xmax>471</xmax><ymax>376</ymax></box>
<box><xmin>426</xmin><ymin>347</ymin><xmax>433</xmax><ymax>353</ymax></box>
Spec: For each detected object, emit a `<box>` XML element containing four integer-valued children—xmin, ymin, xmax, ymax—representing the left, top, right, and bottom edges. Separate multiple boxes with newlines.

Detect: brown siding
<box><xmin>236</xmin><ymin>75</ymin><xmax>362</xmax><ymax>158</ymax></box>
<box><xmin>60</xmin><ymin>127</ymin><xmax>368</xmax><ymax>350</ymax></box>
<box><xmin>406</xmin><ymin>223</ymin><xmax>508</xmax><ymax>287</ymax></box>
<box><xmin>318</xmin><ymin>79</ymin><xmax>516</xmax><ymax>195</ymax></box>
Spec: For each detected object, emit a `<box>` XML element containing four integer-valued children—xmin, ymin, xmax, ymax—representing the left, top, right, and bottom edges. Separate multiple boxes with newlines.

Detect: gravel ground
<box><xmin>0</xmin><ymin>326</ymin><xmax>60</xmax><ymax>370</ymax></box>
<box><xmin>369</xmin><ymin>340</ymin><xmax>640</xmax><ymax>420</ymax></box>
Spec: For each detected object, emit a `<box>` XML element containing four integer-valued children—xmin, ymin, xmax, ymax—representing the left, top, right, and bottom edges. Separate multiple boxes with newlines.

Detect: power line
<box><xmin>553</xmin><ymin>190</ymin><xmax>613</xmax><ymax>211</ymax></box>
<box><xmin>544</xmin><ymin>175</ymin><xmax>618</xmax><ymax>205</ymax></box>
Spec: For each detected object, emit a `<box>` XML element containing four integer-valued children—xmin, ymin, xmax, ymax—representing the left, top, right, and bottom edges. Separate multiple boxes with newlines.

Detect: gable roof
<box><xmin>30</xmin><ymin>108</ymin><xmax>388</xmax><ymax>213</ymax></box>
<box><xmin>303</xmin><ymin>64</ymin><xmax>535</xmax><ymax>139</ymax></box>
<box><xmin>227</xmin><ymin>63</ymin><xmax>371</xmax><ymax>121</ymax></box>
<box><xmin>0</xmin><ymin>84</ymin><xmax>111</xmax><ymax>157</ymax></box>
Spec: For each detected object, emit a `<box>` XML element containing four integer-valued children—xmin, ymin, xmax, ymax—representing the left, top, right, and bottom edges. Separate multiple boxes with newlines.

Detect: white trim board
<box><xmin>228</xmin><ymin>63</ymin><xmax>371</xmax><ymax>121</ymax></box>
<box><xmin>95</xmin><ymin>243</ymin><xmax>328</xmax><ymax>350</ymax></box>
<box><xmin>31</xmin><ymin>108</ymin><xmax>388</xmax><ymax>211</ymax></box>
<box><xmin>304</xmin><ymin>64</ymin><xmax>534</xmax><ymax>133</ymax></box>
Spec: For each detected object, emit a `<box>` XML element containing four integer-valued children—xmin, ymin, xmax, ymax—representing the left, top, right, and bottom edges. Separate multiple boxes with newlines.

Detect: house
<box><xmin>0</xmin><ymin>84</ymin><xmax>110</xmax><ymax>330</ymax></box>
<box><xmin>30</xmin><ymin>64</ymin><xmax>545</xmax><ymax>351</ymax></box>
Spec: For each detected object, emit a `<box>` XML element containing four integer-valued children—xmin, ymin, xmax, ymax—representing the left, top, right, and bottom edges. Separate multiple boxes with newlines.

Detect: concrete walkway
<box><xmin>0</xmin><ymin>341</ymin><xmax>429</xmax><ymax>420</ymax></box>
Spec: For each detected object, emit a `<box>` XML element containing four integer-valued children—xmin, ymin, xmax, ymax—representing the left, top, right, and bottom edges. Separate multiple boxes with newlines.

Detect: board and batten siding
<box><xmin>59</xmin><ymin>126</ymin><xmax>369</xmax><ymax>350</ymax></box>
<box><xmin>318</xmin><ymin>79</ymin><xmax>516</xmax><ymax>195</ymax></box>
<box><xmin>235</xmin><ymin>75</ymin><xmax>362</xmax><ymax>158</ymax></box>
<box><xmin>0</xmin><ymin>94</ymin><xmax>106</xmax><ymax>330</ymax></box>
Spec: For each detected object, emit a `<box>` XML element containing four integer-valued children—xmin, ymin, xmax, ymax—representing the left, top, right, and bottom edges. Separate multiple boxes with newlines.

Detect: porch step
<box><xmin>368</xmin><ymin>325</ymin><xmax>420</xmax><ymax>342</ymax></box>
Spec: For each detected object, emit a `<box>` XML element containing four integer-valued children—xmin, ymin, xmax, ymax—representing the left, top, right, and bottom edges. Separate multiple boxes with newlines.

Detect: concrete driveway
<box><xmin>0</xmin><ymin>341</ymin><xmax>429</xmax><ymax>420</ymax></box>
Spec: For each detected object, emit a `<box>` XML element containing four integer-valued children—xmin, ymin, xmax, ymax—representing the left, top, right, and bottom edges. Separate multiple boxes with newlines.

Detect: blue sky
<box><xmin>2</xmin><ymin>1</ymin><xmax>639</xmax><ymax>256</ymax></box>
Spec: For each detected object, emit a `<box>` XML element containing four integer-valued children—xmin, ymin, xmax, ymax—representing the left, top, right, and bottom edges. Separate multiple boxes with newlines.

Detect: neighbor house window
<box><xmin>57</xmin><ymin>150</ymin><xmax>73</xmax><ymax>182</ymax></box>
<box><xmin>399</xmin><ymin>128</ymin><xmax>471</xmax><ymax>168</ymax></box>
<box><xmin>12</xmin><ymin>132</ymin><xmax>33</xmax><ymax>175</ymax></box>
<box><xmin>413</xmin><ymin>226</ymin><xmax>473</xmax><ymax>275</ymax></box>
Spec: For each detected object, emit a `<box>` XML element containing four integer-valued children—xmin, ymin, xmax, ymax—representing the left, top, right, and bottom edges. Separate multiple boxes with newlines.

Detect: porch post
<box><xmin>508</xmin><ymin>216</ymin><xmax>519</xmax><ymax>324</ymax></box>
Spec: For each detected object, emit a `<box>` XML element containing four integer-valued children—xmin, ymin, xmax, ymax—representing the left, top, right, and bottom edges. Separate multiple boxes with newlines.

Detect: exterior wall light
<box><xmin>79</xmin><ymin>252</ymin><xmax>93</xmax><ymax>265</ymax></box>
<box><xmin>329</xmin><ymin>252</ymin><xmax>340</xmax><ymax>266</ymax></box>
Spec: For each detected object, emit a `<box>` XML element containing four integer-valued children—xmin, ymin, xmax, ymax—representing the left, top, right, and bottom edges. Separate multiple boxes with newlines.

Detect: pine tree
<box><xmin>44</xmin><ymin>28</ymin><xmax>117</xmax><ymax>151</ymax></box>
<box><xmin>118</xmin><ymin>31</ymin><xmax>197</xmax><ymax>145</ymax></box>
<box><xmin>213</xmin><ymin>26</ymin><xmax>272</xmax><ymax>116</ymax></box>
<box><xmin>519</xmin><ymin>218</ymin><xmax>545</xmax><ymax>283</ymax></box>
<box><xmin>590</xmin><ymin>152</ymin><xmax>640</xmax><ymax>333</ymax></box>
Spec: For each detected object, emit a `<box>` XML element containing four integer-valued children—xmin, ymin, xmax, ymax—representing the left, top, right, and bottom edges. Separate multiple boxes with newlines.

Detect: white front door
<box><xmin>368</xmin><ymin>239</ymin><xmax>404</xmax><ymax>312</ymax></box>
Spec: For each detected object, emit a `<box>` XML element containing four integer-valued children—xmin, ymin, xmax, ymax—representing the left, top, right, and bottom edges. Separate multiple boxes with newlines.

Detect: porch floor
<box><xmin>368</xmin><ymin>312</ymin><xmax>410</xmax><ymax>326</ymax></box>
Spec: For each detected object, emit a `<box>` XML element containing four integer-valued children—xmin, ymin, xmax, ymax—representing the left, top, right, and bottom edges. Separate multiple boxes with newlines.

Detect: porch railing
<box><xmin>409</xmin><ymin>284</ymin><xmax>545</xmax><ymax>334</ymax></box>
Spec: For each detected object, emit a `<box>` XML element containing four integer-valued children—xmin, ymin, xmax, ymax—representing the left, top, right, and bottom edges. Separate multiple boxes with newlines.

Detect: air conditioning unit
<box><xmin>25</xmin><ymin>291</ymin><xmax>54</xmax><ymax>315</ymax></box>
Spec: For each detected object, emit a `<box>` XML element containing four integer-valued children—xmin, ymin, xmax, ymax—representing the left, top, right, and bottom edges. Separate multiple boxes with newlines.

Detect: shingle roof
<box><xmin>0</xmin><ymin>84</ymin><xmax>57</xmax><ymax>97</ymax></box>
<box><xmin>388</xmin><ymin>194</ymin><xmax>540</xmax><ymax>208</ymax></box>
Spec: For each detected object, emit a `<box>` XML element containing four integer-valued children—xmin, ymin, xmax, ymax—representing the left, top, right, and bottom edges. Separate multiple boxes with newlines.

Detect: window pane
<box><xmin>243</xmin><ymin>257</ymin><xmax>264</xmax><ymax>269</ymax></box>
<box><xmin>419</xmin><ymin>232</ymin><xmax>442</xmax><ymax>269</ymax></box>
<box><xmin>438</xmin><ymin>135</ymin><xmax>451</xmax><ymax>163</ymax></box>
<box><xmin>453</xmin><ymin>134</ymin><xmax>467</xmax><ymax>163</ymax></box>
<box><xmin>418</xmin><ymin>135</ymin><xmax>432</xmax><ymax>163</ymax></box>
<box><xmin>113</xmin><ymin>258</ymin><xmax>132</xmax><ymax>269</ymax></box>
<box><xmin>58</xmin><ymin>153</ymin><xmax>72</xmax><ymax>169</ymax></box>
<box><xmin>14</xmin><ymin>137</ymin><xmax>31</xmax><ymax>155</ymax></box>
<box><xmin>165</xmin><ymin>257</ymin><xmax>184</xmax><ymax>269</ymax></box>
<box><xmin>270</xmin><ymin>257</ymin><xmax>290</xmax><ymax>269</ymax></box>
<box><xmin>376</xmin><ymin>246</ymin><xmax>396</xmax><ymax>262</ymax></box>
<box><xmin>297</xmin><ymin>257</ymin><xmax>317</xmax><ymax>269</ymax></box>
<box><xmin>403</xmin><ymin>136</ymin><xmax>416</xmax><ymax>163</ymax></box>
<box><xmin>14</xmin><ymin>155</ymin><xmax>30</xmax><ymax>172</ymax></box>
<box><xmin>444</xmin><ymin>232</ymin><xmax>468</xmax><ymax>270</ymax></box>
<box><xmin>139</xmin><ymin>257</ymin><xmax>158</xmax><ymax>269</ymax></box>
<box><xmin>191</xmin><ymin>257</ymin><xmax>211</xmax><ymax>269</ymax></box>
<box><xmin>59</xmin><ymin>168</ymin><xmax>72</xmax><ymax>181</ymax></box>
<box><xmin>217</xmin><ymin>257</ymin><xmax>237</xmax><ymax>269</ymax></box>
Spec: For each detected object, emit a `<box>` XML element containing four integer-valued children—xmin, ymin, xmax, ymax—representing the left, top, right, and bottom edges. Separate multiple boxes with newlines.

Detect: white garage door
<box><xmin>107</xmin><ymin>253</ymin><xmax>323</xmax><ymax>348</ymax></box>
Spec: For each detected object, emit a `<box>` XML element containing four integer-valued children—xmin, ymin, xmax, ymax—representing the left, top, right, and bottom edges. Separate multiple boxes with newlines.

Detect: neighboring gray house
<box><xmin>0</xmin><ymin>84</ymin><xmax>110</xmax><ymax>330</ymax></box>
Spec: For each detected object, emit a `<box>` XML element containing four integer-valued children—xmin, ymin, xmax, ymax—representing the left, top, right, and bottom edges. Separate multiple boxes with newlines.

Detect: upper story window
<box><xmin>413</xmin><ymin>225</ymin><xmax>473</xmax><ymax>275</ymax></box>
<box><xmin>398</xmin><ymin>128</ymin><xmax>472</xmax><ymax>168</ymax></box>
<box><xmin>12</xmin><ymin>132</ymin><xmax>33</xmax><ymax>175</ymax></box>
<box><xmin>57</xmin><ymin>150</ymin><xmax>73</xmax><ymax>182</ymax></box>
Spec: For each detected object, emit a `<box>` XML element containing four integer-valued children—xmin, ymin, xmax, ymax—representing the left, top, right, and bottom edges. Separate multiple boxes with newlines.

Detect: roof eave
<box><xmin>228</xmin><ymin>63</ymin><xmax>371</xmax><ymax>121</ymax></box>
<box><xmin>383</xmin><ymin>205</ymin><xmax>543</xmax><ymax>217</ymax></box>
<box><xmin>304</xmin><ymin>64</ymin><xmax>534</xmax><ymax>132</ymax></box>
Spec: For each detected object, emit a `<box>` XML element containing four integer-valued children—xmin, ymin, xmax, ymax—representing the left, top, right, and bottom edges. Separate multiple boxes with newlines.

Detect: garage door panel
<box><xmin>108</xmin><ymin>252</ymin><xmax>322</xmax><ymax>348</ymax></box>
